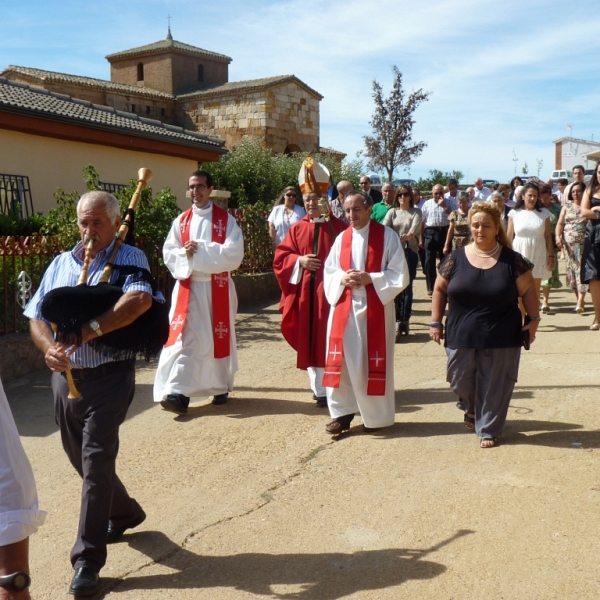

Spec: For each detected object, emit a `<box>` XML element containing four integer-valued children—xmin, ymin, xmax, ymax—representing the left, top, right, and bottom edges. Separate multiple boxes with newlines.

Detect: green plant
<box><xmin>201</xmin><ymin>138</ymin><xmax>365</xmax><ymax>207</ymax></box>
<box><xmin>416</xmin><ymin>169</ymin><xmax>464</xmax><ymax>191</ymax></box>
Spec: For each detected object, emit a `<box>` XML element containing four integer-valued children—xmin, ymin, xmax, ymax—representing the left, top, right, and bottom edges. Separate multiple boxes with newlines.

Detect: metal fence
<box><xmin>0</xmin><ymin>208</ymin><xmax>274</xmax><ymax>335</ymax></box>
<box><xmin>0</xmin><ymin>174</ymin><xmax>34</xmax><ymax>218</ymax></box>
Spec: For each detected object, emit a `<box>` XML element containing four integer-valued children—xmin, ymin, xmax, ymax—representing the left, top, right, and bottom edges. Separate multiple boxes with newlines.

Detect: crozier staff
<box><xmin>24</xmin><ymin>191</ymin><xmax>154</xmax><ymax>596</ymax></box>
<box><xmin>431</xmin><ymin>201</ymin><xmax>540</xmax><ymax>449</ymax></box>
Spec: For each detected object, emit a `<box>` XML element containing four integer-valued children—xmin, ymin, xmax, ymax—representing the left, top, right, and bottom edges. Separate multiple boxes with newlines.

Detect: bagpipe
<box><xmin>41</xmin><ymin>168</ymin><xmax>170</xmax><ymax>398</ymax></box>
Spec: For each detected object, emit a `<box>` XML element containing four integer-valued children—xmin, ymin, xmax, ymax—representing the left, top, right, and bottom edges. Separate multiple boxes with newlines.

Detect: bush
<box><xmin>40</xmin><ymin>165</ymin><xmax>180</xmax><ymax>262</ymax></box>
<box><xmin>0</xmin><ymin>212</ymin><xmax>48</xmax><ymax>236</ymax></box>
<box><xmin>201</xmin><ymin>138</ymin><xmax>365</xmax><ymax>208</ymax></box>
<box><xmin>416</xmin><ymin>169</ymin><xmax>464</xmax><ymax>191</ymax></box>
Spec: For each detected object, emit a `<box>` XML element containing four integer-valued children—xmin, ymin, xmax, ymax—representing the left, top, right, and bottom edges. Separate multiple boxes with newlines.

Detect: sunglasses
<box><xmin>397</xmin><ymin>192</ymin><xmax>411</xmax><ymax>197</ymax></box>
<box><xmin>285</xmin><ymin>193</ymin><xmax>297</xmax><ymax>197</ymax></box>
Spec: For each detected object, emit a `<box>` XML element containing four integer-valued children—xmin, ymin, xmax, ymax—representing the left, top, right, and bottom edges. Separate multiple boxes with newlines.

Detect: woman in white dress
<box><xmin>268</xmin><ymin>186</ymin><xmax>306</xmax><ymax>247</ymax></box>
<box><xmin>507</xmin><ymin>182</ymin><xmax>554</xmax><ymax>305</ymax></box>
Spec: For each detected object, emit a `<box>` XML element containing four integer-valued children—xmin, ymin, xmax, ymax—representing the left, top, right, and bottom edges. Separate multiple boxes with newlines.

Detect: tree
<box><xmin>363</xmin><ymin>66</ymin><xmax>431</xmax><ymax>181</ymax></box>
<box><xmin>522</xmin><ymin>161</ymin><xmax>529</xmax><ymax>176</ymax></box>
<box><xmin>416</xmin><ymin>169</ymin><xmax>464</xmax><ymax>191</ymax></box>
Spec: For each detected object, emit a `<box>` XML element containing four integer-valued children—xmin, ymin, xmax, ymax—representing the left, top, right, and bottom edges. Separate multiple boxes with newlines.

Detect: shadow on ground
<box><xmin>98</xmin><ymin>529</ymin><xmax>472</xmax><ymax>599</ymax></box>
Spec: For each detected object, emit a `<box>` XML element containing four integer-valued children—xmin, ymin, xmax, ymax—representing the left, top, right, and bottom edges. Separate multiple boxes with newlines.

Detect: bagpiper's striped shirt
<box><xmin>24</xmin><ymin>238</ymin><xmax>162</xmax><ymax>368</ymax></box>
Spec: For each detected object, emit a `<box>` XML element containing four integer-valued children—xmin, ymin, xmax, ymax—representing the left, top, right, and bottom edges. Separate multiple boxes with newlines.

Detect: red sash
<box><xmin>165</xmin><ymin>204</ymin><xmax>231</xmax><ymax>358</ymax></box>
<box><xmin>322</xmin><ymin>222</ymin><xmax>387</xmax><ymax>395</ymax></box>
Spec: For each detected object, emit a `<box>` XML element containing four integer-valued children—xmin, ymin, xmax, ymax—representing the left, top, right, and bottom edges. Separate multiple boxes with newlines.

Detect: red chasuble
<box><xmin>273</xmin><ymin>215</ymin><xmax>347</xmax><ymax>370</ymax></box>
<box><xmin>165</xmin><ymin>203</ymin><xmax>231</xmax><ymax>358</ymax></box>
<box><xmin>322</xmin><ymin>221</ymin><xmax>387</xmax><ymax>395</ymax></box>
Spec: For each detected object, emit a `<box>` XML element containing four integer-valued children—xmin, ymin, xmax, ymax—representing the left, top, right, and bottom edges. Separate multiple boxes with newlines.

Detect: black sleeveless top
<box><xmin>439</xmin><ymin>246</ymin><xmax>532</xmax><ymax>349</ymax></box>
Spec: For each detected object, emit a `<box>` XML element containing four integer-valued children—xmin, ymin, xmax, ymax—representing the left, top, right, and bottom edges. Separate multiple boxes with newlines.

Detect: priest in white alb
<box><xmin>153</xmin><ymin>170</ymin><xmax>244</xmax><ymax>413</ymax></box>
<box><xmin>322</xmin><ymin>190</ymin><xmax>409</xmax><ymax>433</ymax></box>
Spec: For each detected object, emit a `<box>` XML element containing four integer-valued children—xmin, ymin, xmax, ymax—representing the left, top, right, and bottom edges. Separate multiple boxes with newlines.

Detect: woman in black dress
<box><xmin>430</xmin><ymin>202</ymin><xmax>540</xmax><ymax>448</ymax></box>
<box><xmin>580</xmin><ymin>161</ymin><xmax>600</xmax><ymax>330</ymax></box>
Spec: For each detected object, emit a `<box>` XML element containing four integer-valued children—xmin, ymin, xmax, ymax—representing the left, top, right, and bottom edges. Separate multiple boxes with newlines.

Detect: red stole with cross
<box><xmin>322</xmin><ymin>221</ymin><xmax>387</xmax><ymax>395</ymax></box>
<box><xmin>165</xmin><ymin>203</ymin><xmax>231</xmax><ymax>358</ymax></box>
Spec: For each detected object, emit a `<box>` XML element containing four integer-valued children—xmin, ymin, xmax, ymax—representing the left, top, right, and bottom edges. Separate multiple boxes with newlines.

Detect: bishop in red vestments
<box><xmin>273</xmin><ymin>192</ymin><xmax>347</xmax><ymax>404</ymax></box>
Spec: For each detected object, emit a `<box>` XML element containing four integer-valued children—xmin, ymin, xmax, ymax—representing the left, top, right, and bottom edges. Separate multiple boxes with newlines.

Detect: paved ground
<box><xmin>5</xmin><ymin>263</ymin><xmax>600</xmax><ymax>599</ymax></box>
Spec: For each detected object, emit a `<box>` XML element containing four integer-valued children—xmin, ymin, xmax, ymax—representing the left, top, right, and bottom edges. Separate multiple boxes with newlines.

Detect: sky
<box><xmin>2</xmin><ymin>0</ymin><xmax>600</xmax><ymax>183</ymax></box>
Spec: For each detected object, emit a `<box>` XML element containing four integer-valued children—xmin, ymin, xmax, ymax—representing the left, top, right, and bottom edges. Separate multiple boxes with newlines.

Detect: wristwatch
<box><xmin>0</xmin><ymin>572</ymin><xmax>31</xmax><ymax>591</ymax></box>
<box><xmin>89</xmin><ymin>319</ymin><xmax>103</xmax><ymax>337</ymax></box>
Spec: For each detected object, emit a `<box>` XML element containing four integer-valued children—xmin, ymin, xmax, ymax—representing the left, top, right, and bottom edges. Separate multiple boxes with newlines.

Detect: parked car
<box><xmin>391</xmin><ymin>178</ymin><xmax>417</xmax><ymax>187</ymax></box>
<box><xmin>550</xmin><ymin>169</ymin><xmax>572</xmax><ymax>184</ymax></box>
<box><xmin>584</xmin><ymin>169</ymin><xmax>594</xmax><ymax>184</ymax></box>
<box><xmin>482</xmin><ymin>179</ymin><xmax>499</xmax><ymax>187</ymax></box>
<box><xmin>369</xmin><ymin>175</ymin><xmax>382</xmax><ymax>186</ymax></box>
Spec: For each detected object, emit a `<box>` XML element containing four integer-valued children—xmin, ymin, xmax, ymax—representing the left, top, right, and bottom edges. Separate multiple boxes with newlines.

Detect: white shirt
<box><xmin>268</xmin><ymin>204</ymin><xmax>306</xmax><ymax>245</ymax></box>
<box><xmin>0</xmin><ymin>377</ymin><xmax>46</xmax><ymax>546</ymax></box>
<box><xmin>473</xmin><ymin>186</ymin><xmax>492</xmax><ymax>201</ymax></box>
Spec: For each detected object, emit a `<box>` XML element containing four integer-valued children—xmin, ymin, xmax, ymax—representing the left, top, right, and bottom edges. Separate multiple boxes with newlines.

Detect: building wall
<box><xmin>178</xmin><ymin>82</ymin><xmax>320</xmax><ymax>152</ymax></box>
<box><xmin>555</xmin><ymin>138</ymin><xmax>600</xmax><ymax>171</ymax></box>
<box><xmin>110</xmin><ymin>52</ymin><xmax>228</xmax><ymax>96</ymax></box>
<box><xmin>0</xmin><ymin>128</ymin><xmax>197</xmax><ymax>213</ymax></box>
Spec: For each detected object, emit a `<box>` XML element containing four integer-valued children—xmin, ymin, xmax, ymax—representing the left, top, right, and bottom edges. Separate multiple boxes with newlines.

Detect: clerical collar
<box><xmin>310</xmin><ymin>217</ymin><xmax>325</xmax><ymax>223</ymax></box>
<box><xmin>192</xmin><ymin>201</ymin><xmax>213</xmax><ymax>215</ymax></box>
<box><xmin>354</xmin><ymin>221</ymin><xmax>371</xmax><ymax>234</ymax></box>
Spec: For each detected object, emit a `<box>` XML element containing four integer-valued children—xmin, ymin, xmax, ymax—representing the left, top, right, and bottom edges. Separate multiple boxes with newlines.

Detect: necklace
<box><xmin>284</xmin><ymin>206</ymin><xmax>293</xmax><ymax>223</ymax></box>
<box><xmin>471</xmin><ymin>242</ymin><xmax>500</xmax><ymax>257</ymax></box>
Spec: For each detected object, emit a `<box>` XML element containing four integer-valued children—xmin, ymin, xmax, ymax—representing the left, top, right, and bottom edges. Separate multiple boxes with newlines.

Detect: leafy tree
<box><xmin>364</xmin><ymin>66</ymin><xmax>430</xmax><ymax>181</ymax></box>
<box><xmin>201</xmin><ymin>138</ymin><xmax>364</xmax><ymax>208</ymax></box>
<box><xmin>522</xmin><ymin>161</ymin><xmax>529</xmax><ymax>176</ymax></box>
<box><xmin>416</xmin><ymin>169</ymin><xmax>464</xmax><ymax>191</ymax></box>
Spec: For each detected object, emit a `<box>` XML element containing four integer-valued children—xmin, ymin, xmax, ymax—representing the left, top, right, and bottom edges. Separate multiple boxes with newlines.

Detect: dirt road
<box><xmin>6</xmin><ymin>269</ymin><xmax>600</xmax><ymax>599</ymax></box>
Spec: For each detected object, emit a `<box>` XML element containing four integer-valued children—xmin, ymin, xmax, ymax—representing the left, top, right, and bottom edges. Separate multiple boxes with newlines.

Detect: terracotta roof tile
<box><xmin>1</xmin><ymin>66</ymin><xmax>174</xmax><ymax>100</ymax></box>
<box><xmin>0</xmin><ymin>76</ymin><xmax>226</xmax><ymax>152</ymax></box>
<box><xmin>106</xmin><ymin>37</ymin><xmax>231</xmax><ymax>63</ymax></box>
<box><xmin>178</xmin><ymin>75</ymin><xmax>323</xmax><ymax>100</ymax></box>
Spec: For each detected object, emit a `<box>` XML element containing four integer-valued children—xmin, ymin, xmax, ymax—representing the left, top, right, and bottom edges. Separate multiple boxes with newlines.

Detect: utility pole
<box><xmin>512</xmin><ymin>149</ymin><xmax>518</xmax><ymax>176</ymax></box>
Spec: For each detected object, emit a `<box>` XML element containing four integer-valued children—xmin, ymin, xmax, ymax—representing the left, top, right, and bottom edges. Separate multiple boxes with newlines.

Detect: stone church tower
<box><xmin>2</xmin><ymin>30</ymin><xmax>323</xmax><ymax>154</ymax></box>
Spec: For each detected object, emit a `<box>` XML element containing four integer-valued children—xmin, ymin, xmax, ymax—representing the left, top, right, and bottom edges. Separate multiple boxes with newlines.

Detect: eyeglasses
<box><xmin>285</xmin><ymin>193</ymin><xmax>297</xmax><ymax>198</ymax></box>
<box><xmin>189</xmin><ymin>184</ymin><xmax>208</xmax><ymax>190</ymax></box>
<box><xmin>397</xmin><ymin>192</ymin><xmax>411</xmax><ymax>197</ymax></box>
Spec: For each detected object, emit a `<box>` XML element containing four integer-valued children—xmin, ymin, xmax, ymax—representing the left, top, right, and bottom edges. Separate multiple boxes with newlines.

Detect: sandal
<box><xmin>591</xmin><ymin>322</ymin><xmax>600</xmax><ymax>331</ymax></box>
<box><xmin>463</xmin><ymin>413</ymin><xmax>475</xmax><ymax>430</ymax></box>
<box><xmin>480</xmin><ymin>436</ymin><xmax>498</xmax><ymax>448</ymax></box>
<box><xmin>541</xmin><ymin>305</ymin><xmax>550</xmax><ymax>314</ymax></box>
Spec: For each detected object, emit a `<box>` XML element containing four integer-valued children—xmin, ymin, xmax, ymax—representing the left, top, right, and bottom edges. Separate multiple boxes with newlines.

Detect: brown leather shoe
<box><xmin>325</xmin><ymin>416</ymin><xmax>354</xmax><ymax>434</ymax></box>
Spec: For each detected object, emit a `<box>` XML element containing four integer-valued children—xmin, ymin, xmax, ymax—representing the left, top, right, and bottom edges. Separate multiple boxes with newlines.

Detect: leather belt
<box><xmin>66</xmin><ymin>360</ymin><xmax>135</xmax><ymax>381</ymax></box>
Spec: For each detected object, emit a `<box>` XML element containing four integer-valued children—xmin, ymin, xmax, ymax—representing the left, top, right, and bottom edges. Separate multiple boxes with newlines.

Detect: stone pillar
<box><xmin>210</xmin><ymin>189</ymin><xmax>231</xmax><ymax>209</ymax></box>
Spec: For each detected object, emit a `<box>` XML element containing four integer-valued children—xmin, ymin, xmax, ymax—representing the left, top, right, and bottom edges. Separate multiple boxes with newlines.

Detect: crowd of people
<box><xmin>4</xmin><ymin>163</ymin><xmax>600</xmax><ymax>596</ymax></box>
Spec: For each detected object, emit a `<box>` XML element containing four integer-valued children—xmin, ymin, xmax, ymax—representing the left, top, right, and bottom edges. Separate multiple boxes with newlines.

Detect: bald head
<box><xmin>337</xmin><ymin>180</ymin><xmax>353</xmax><ymax>199</ymax></box>
<box><xmin>474</xmin><ymin>178</ymin><xmax>483</xmax><ymax>190</ymax></box>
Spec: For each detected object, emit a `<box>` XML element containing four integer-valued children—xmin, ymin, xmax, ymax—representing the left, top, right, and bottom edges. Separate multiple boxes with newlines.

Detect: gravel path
<box><xmin>6</xmin><ymin>264</ymin><xmax>599</xmax><ymax>599</ymax></box>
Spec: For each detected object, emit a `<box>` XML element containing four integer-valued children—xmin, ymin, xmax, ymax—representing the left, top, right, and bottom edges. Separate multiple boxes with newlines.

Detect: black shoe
<box><xmin>325</xmin><ymin>414</ymin><xmax>354</xmax><ymax>434</ymax></box>
<box><xmin>106</xmin><ymin>509</ymin><xmax>146</xmax><ymax>544</ymax></box>
<box><xmin>69</xmin><ymin>567</ymin><xmax>99</xmax><ymax>596</ymax></box>
<box><xmin>314</xmin><ymin>395</ymin><xmax>327</xmax><ymax>407</ymax></box>
<box><xmin>160</xmin><ymin>394</ymin><xmax>189</xmax><ymax>414</ymax></box>
<box><xmin>212</xmin><ymin>393</ymin><xmax>229</xmax><ymax>405</ymax></box>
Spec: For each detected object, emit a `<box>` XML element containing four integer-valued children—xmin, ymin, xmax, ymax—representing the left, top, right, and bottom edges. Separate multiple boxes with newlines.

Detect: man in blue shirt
<box><xmin>24</xmin><ymin>191</ymin><xmax>153</xmax><ymax>596</ymax></box>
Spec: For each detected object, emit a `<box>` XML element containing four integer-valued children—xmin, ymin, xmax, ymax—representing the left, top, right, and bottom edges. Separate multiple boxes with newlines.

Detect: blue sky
<box><xmin>2</xmin><ymin>0</ymin><xmax>600</xmax><ymax>183</ymax></box>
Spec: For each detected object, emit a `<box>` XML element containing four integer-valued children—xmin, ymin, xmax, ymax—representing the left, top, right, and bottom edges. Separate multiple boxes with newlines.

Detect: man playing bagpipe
<box><xmin>24</xmin><ymin>189</ymin><xmax>161</xmax><ymax>596</ymax></box>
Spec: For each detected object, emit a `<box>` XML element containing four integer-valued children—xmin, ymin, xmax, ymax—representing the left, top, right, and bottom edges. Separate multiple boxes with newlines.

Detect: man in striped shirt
<box><xmin>24</xmin><ymin>191</ymin><xmax>154</xmax><ymax>596</ymax></box>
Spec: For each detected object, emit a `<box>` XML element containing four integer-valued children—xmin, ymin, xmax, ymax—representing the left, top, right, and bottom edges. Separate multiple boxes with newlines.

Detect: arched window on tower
<box><xmin>197</xmin><ymin>64</ymin><xmax>204</xmax><ymax>83</ymax></box>
<box><xmin>137</xmin><ymin>62</ymin><xmax>144</xmax><ymax>82</ymax></box>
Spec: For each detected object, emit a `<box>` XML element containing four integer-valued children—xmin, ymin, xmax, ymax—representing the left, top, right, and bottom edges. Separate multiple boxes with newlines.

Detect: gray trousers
<box><xmin>52</xmin><ymin>361</ymin><xmax>142</xmax><ymax>571</ymax></box>
<box><xmin>446</xmin><ymin>346</ymin><xmax>521</xmax><ymax>438</ymax></box>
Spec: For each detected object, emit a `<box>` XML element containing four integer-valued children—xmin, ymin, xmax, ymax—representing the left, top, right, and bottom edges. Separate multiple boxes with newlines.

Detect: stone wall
<box><xmin>0</xmin><ymin>333</ymin><xmax>46</xmax><ymax>383</ymax></box>
<box><xmin>179</xmin><ymin>82</ymin><xmax>320</xmax><ymax>152</ymax></box>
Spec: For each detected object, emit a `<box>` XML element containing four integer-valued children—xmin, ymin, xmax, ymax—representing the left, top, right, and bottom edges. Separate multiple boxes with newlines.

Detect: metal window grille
<box><xmin>100</xmin><ymin>182</ymin><xmax>127</xmax><ymax>194</ymax></box>
<box><xmin>0</xmin><ymin>174</ymin><xmax>34</xmax><ymax>217</ymax></box>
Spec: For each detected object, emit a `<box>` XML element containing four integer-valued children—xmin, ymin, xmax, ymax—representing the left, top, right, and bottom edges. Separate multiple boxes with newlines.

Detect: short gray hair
<box><xmin>491</xmin><ymin>190</ymin><xmax>506</xmax><ymax>201</ymax></box>
<box><xmin>77</xmin><ymin>191</ymin><xmax>121</xmax><ymax>224</ymax></box>
<box><xmin>345</xmin><ymin>190</ymin><xmax>373</xmax><ymax>208</ymax></box>
<box><xmin>458</xmin><ymin>191</ymin><xmax>469</xmax><ymax>203</ymax></box>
